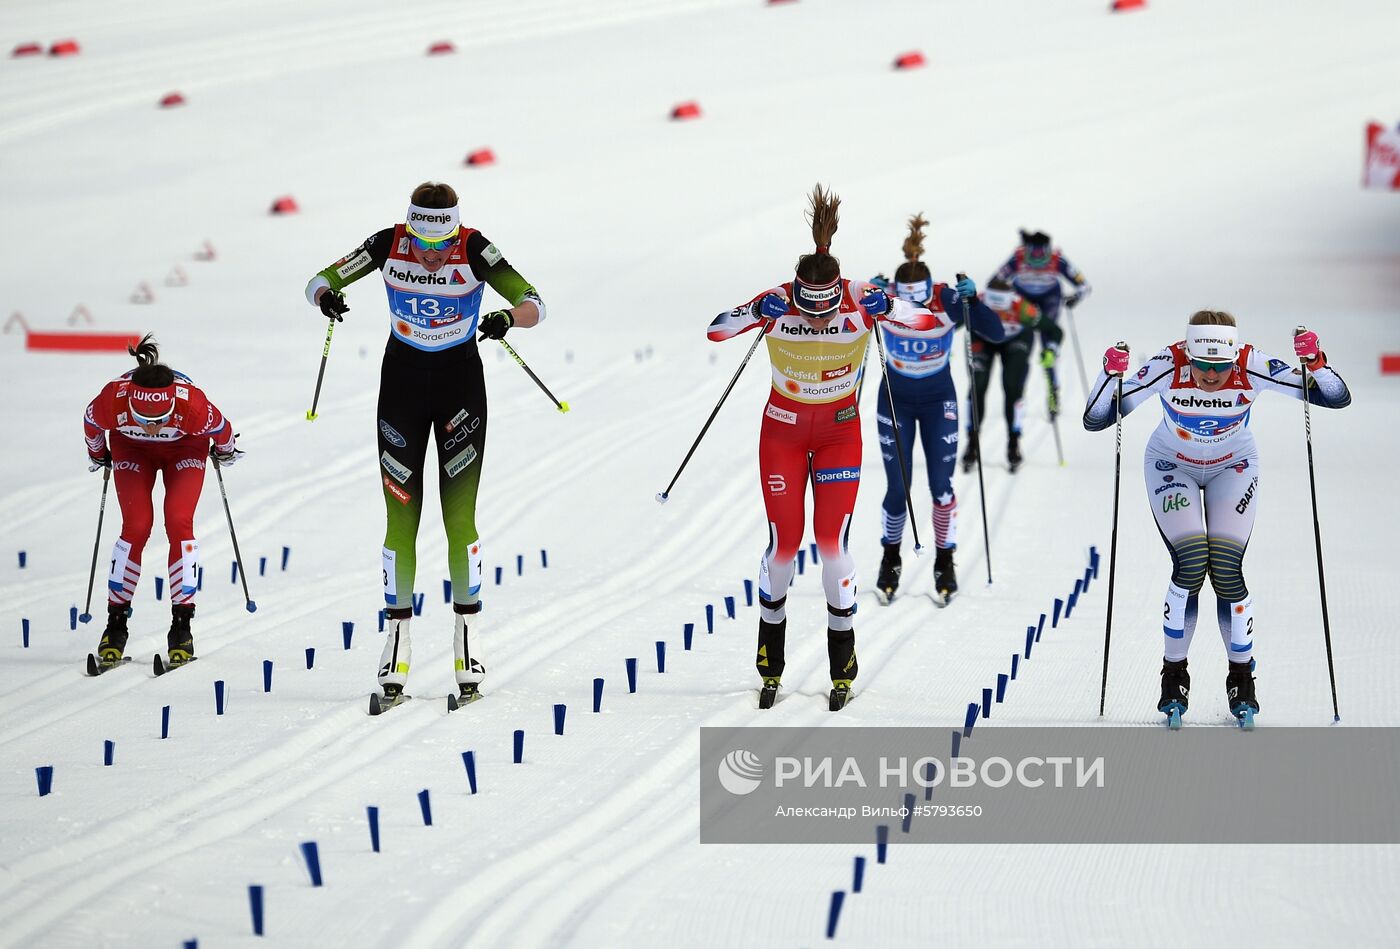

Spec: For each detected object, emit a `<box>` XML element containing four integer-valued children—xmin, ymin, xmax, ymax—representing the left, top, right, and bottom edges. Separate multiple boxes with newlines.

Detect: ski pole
<box><xmin>657</xmin><ymin>328</ymin><xmax>765</xmax><ymax>503</ymax></box>
<box><xmin>494</xmin><ymin>338</ymin><xmax>570</xmax><ymax>413</ymax></box>
<box><xmin>1065</xmin><ymin>305</ymin><xmax>1090</xmax><ymax>398</ymax></box>
<box><xmin>1046</xmin><ymin>362</ymin><xmax>1065</xmax><ymax>467</ymax></box>
<box><xmin>1098</xmin><ymin>351</ymin><xmax>1126</xmax><ymax>716</ymax></box>
<box><xmin>211</xmin><ymin>452</ymin><xmax>258</xmax><ymax>613</ymax></box>
<box><xmin>306</xmin><ymin>318</ymin><xmax>336</xmax><ymax>421</ymax></box>
<box><xmin>958</xmin><ymin>276</ymin><xmax>993</xmax><ymax>584</ymax></box>
<box><xmin>1295</xmin><ymin>325</ymin><xmax>1340</xmax><ymax>722</ymax></box>
<box><xmin>873</xmin><ymin>328</ymin><xmax>924</xmax><ymax>554</ymax></box>
<box><xmin>78</xmin><ymin>466</ymin><xmax>112</xmax><ymax>624</ymax></box>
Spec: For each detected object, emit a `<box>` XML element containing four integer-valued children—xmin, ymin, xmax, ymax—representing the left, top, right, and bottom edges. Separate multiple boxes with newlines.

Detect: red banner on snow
<box><xmin>1364</xmin><ymin>121</ymin><xmax>1400</xmax><ymax>190</ymax></box>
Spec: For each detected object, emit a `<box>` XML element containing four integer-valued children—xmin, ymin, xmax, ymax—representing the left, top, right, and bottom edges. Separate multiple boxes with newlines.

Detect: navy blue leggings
<box><xmin>875</xmin><ymin>378</ymin><xmax>958</xmax><ymax>545</ymax></box>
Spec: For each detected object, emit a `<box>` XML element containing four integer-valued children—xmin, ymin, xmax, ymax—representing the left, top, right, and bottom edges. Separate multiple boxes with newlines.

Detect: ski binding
<box><xmin>86</xmin><ymin>653</ymin><xmax>132</xmax><ymax>676</ymax></box>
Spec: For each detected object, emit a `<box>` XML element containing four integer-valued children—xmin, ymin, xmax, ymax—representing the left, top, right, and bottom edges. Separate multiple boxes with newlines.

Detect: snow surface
<box><xmin>2</xmin><ymin>0</ymin><xmax>1399</xmax><ymax>945</ymax></box>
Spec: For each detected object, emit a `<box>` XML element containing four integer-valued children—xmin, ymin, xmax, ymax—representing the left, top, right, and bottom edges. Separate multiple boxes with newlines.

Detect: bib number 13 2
<box><xmin>400</xmin><ymin>296</ymin><xmax>456</xmax><ymax>318</ymax></box>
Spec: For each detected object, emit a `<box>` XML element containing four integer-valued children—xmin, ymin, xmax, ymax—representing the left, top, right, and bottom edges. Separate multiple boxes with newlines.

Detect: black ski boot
<box><xmin>756</xmin><ymin>613</ymin><xmax>786</xmax><ymax>709</ymax></box>
<box><xmin>1158</xmin><ymin>658</ymin><xmax>1190</xmax><ymax>728</ymax></box>
<box><xmin>97</xmin><ymin>603</ymin><xmax>131</xmax><ymax>664</ymax></box>
<box><xmin>961</xmin><ymin>432</ymin><xmax>980</xmax><ymax>474</ymax></box>
<box><xmin>827</xmin><ymin>623</ymin><xmax>857</xmax><ymax>711</ymax></box>
<box><xmin>933</xmin><ymin>547</ymin><xmax>958</xmax><ymax>602</ymax></box>
<box><xmin>875</xmin><ymin>543</ymin><xmax>902</xmax><ymax>604</ymax></box>
<box><xmin>1007</xmin><ymin>432</ymin><xmax>1023</xmax><ymax>473</ymax></box>
<box><xmin>165</xmin><ymin>604</ymin><xmax>196</xmax><ymax>667</ymax></box>
<box><xmin>1226</xmin><ymin>660</ymin><xmax>1258</xmax><ymax>729</ymax></box>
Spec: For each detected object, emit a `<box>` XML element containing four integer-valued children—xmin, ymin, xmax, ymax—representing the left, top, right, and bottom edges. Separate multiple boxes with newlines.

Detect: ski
<box><xmin>446</xmin><ymin>686</ymin><xmax>482</xmax><ymax>711</ymax></box>
<box><xmin>872</xmin><ymin>587</ymin><xmax>894</xmax><ymax>606</ymax></box>
<box><xmin>829</xmin><ymin>685</ymin><xmax>851</xmax><ymax>711</ymax></box>
<box><xmin>1164</xmin><ymin>706</ymin><xmax>1184</xmax><ymax>730</ymax></box>
<box><xmin>153</xmin><ymin>653</ymin><xmax>197</xmax><ymax>676</ymax></box>
<box><xmin>758</xmin><ymin>678</ymin><xmax>780</xmax><ymax>709</ymax></box>
<box><xmin>86</xmin><ymin>653</ymin><xmax>132</xmax><ymax>676</ymax></box>
<box><xmin>369</xmin><ymin>691</ymin><xmax>411</xmax><ymax>715</ymax></box>
<box><xmin>1233</xmin><ymin>706</ymin><xmax>1256</xmax><ymax>730</ymax></box>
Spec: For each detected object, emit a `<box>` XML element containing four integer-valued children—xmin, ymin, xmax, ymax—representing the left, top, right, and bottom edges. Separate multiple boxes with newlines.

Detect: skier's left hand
<box><xmin>210</xmin><ymin>444</ymin><xmax>244</xmax><ymax>468</ymax></box>
<box><xmin>88</xmin><ymin>450</ymin><xmax>111</xmax><ymax>473</ymax></box>
<box><xmin>1293</xmin><ymin>327</ymin><xmax>1322</xmax><ymax>363</ymax></box>
<box><xmin>954</xmin><ymin>275</ymin><xmax>978</xmax><ymax>301</ymax></box>
<box><xmin>859</xmin><ymin>286</ymin><xmax>892</xmax><ymax>317</ymax></box>
<box><xmin>479</xmin><ymin>310</ymin><xmax>514</xmax><ymax>340</ymax></box>
<box><xmin>1066</xmin><ymin>284</ymin><xmax>1091</xmax><ymax>309</ymax></box>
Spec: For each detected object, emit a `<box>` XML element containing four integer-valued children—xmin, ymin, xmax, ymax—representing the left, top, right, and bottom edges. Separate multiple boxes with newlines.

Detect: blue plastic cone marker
<box><xmin>155</xmin><ymin>577</ymin><xmax>164</xmax><ymax>600</ymax></box>
<box><xmin>21</xmin><ymin>618</ymin><xmax>29</xmax><ymax>648</ymax></box>
<box><xmin>418</xmin><ymin>789</ymin><xmax>432</xmax><ymax>826</ymax></box>
<box><xmin>300</xmin><ymin>841</ymin><xmax>323</xmax><ymax>886</ymax></box>
<box><xmin>876</xmin><ymin>825</ymin><xmax>889</xmax><ymax>864</ymax></box>
<box><xmin>36</xmin><ymin>765</ymin><xmax>53</xmax><ymax>796</ymax></box>
<box><xmin>705</xmin><ymin>604</ymin><xmax>714</xmax><ymax>635</ymax></box>
<box><xmin>826</xmin><ymin>891</ymin><xmax>845</xmax><ymax>940</ymax></box>
<box><xmin>18</xmin><ymin>550</ymin><xmax>26</xmax><ymax>568</ymax></box>
<box><xmin>540</xmin><ymin>549</ymin><xmax>548</xmax><ymax>568</ymax></box>
<box><xmin>656</xmin><ymin>641</ymin><xmax>666</xmax><ymax>673</ymax></box>
<box><xmin>342</xmin><ymin>621</ymin><xmax>354</xmax><ymax>650</ymax></box>
<box><xmin>443</xmin><ymin>579</ymin><xmax>452</xmax><ymax>603</ymax></box>
<box><xmin>1082</xmin><ymin>566</ymin><xmax>1093</xmax><ymax>596</ymax></box>
<box><xmin>683</xmin><ymin>623</ymin><xmax>694</xmax><ymax>651</ymax></box>
<box><xmin>951</xmin><ymin>730</ymin><xmax>962</xmax><ymax>759</ymax></box>
<box><xmin>248</xmin><ymin>885</ymin><xmax>264</xmax><ymax>936</ymax></box>
<box><xmin>724</xmin><ymin>596</ymin><xmax>736</xmax><ymax>620</ymax></box>
<box><xmin>853</xmin><ymin>856</ymin><xmax>866</xmax><ymax>893</ymax></box>
<box><xmin>996</xmin><ymin>673</ymin><xmax>1008</xmax><ymax>703</ymax></box>
<box><xmin>1025</xmin><ymin>626</ymin><xmax>1035</xmax><ymax>660</ymax></box>
<box><xmin>592</xmin><ymin>677</ymin><xmax>604</xmax><ymax>712</ymax></box>
<box><xmin>923</xmin><ymin>760</ymin><xmax>936</xmax><ymax>801</ymax></box>
<box><xmin>626</xmin><ymin>658</ymin><xmax>637</xmax><ymax>693</ymax></box>
<box><xmin>412</xmin><ymin>593</ymin><xmax>423</xmax><ymax>617</ymax></box>
<box><xmin>197</xmin><ymin>566</ymin><xmax>204</xmax><ymax>591</ymax></box>
<box><xmin>305</xmin><ymin>647</ymin><xmax>315</xmax><ymax>669</ymax></box>
<box><xmin>513</xmin><ymin>730</ymin><xmax>524</xmax><ymax>764</ymax></box>
<box><xmin>744</xmin><ymin>579</ymin><xmax>754</xmax><ymax>607</ymax></box>
<box><xmin>215</xmin><ymin>680</ymin><xmax>226</xmax><ymax>715</ymax></box>
<box><xmin>366</xmin><ymin>806</ymin><xmax>382</xmax><ymax>852</ymax></box>
<box><xmin>553</xmin><ymin>703</ymin><xmax>566</xmax><ymax>735</ymax></box>
<box><xmin>902</xmin><ymin>793</ymin><xmax>915</xmax><ymax>833</ymax></box>
<box><xmin>281</xmin><ymin>545</ymin><xmax>290</xmax><ymax>571</ymax></box>
<box><xmin>161</xmin><ymin>705</ymin><xmax>170</xmax><ymax>739</ymax></box>
<box><xmin>516</xmin><ymin>554</ymin><xmax>523</xmax><ymax>576</ymax></box>
<box><xmin>231</xmin><ymin>561</ymin><xmax>238</xmax><ymax>584</ymax></box>
<box><xmin>1010</xmin><ymin>654</ymin><xmax>1019</xmax><ymax>680</ymax></box>
<box><xmin>1067</xmin><ymin>579</ymin><xmax>1082</xmax><ymax>618</ymax></box>
<box><xmin>183</xmin><ymin>940</ymin><xmax>197</xmax><ymax>948</ymax></box>
<box><xmin>378</xmin><ymin>609</ymin><xmax>385</xmax><ymax>632</ymax></box>
<box><xmin>69</xmin><ymin>606</ymin><xmax>77</xmax><ymax>630</ymax></box>
<box><xmin>263</xmin><ymin>660</ymin><xmax>273</xmax><ymax>693</ymax></box>
<box><xmin>1090</xmin><ymin>546</ymin><xmax>1100</xmax><ymax>578</ymax></box>
<box><xmin>494</xmin><ymin>566</ymin><xmax>503</xmax><ymax>585</ymax></box>
<box><xmin>963</xmin><ymin>703</ymin><xmax>977</xmax><ymax>738</ymax></box>
<box><xmin>796</xmin><ymin>549</ymin><xmax>806</xmax><ymax>575</ymax></box>
<box><xmin>1037</xmin><ymin>613</ymin><xmax>1046</xmax><ymax>641</ymax></box>
<box><xmin>810</xmin><ymin>542</ymin><xmax>820</xmax><ymax>565</ymax></box>
<box><xmin>463</xmin><ymin>750</ymin><xmax>478</xmax><ymax>792</ymax></box>
<box><xmin>259</xmin><ymin>556</ymin><xmax>267</xmax><ymax>577</ymax></box>
<box><xmin>1052</xmin><ymin>599</ymin><xmax>1063</xmax><ymax>628</ymax></box>
<box><xmin>104</xmin><ymin>740</ymin><xmax>115</xmax><ymax>766</ymax></box>
<box><xmin>981</xmin><ymin>688</ymin><xmax>992</xmax><ymax>719</ymax></box>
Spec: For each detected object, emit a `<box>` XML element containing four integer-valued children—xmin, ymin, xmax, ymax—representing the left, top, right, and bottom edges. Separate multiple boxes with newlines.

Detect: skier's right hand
<box><xmin>754</xmin><ymin>292</ymin><xmax>789</xmax><ymax>321</ymax></box>
<box><xmin>318</xmin><ymin>288</ymin><xmax>349</xmax><ymax>321</ymax></box>
<box><xmin>1102</xmin><ymin>343</ymin><xmax>1130</xmax><ymax>377</ymax></box>
<box><xmin>88</xmin><ymin>450</ymin><xmax>111</xmax><ymax>472</ymax></box>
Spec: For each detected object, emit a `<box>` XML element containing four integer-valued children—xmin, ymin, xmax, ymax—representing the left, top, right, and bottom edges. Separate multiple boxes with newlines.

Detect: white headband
<box><xmin>983</xmin><ymin>288</ymin><xmax>1016</xmax><ymax>312</ymax></box>
<box><xmin>894</xmin><ymin>279</ymin><xmax>932</xmax><ymax>303</ymax></box>
<box><xmin>406</xmin><ymin>203</ymin><xmax>460</xmax><ymax>241</ymax></box>
<box><xmin>1184</xmin><ymin>324</ymin><xmax>1239</xmax><ymax>362</ymax></box>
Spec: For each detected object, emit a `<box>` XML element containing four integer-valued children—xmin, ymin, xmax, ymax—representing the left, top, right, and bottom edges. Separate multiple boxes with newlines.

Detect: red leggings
<box><xmin>757</xmin><ymin>393</ymin><xmax>861</xmax><ymax>625</ymax></box>
<box><xmin>109</xmin><ymin>434</ymin><xmax>209</xmax><ymax>605</ymax></box>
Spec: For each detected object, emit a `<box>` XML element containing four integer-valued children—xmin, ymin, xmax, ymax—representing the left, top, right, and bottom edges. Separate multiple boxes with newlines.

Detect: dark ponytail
<box><xmin>129</xmin><ymin>333</ymin><xmax>174</xmax><ymax>387</ymax></box>
<box><xmin>893</xmin><ymin>213</ymin><xmax>931</xmax><ymax>284</ymax></box>
<box><xmin>794</xmin><ymin>183</ymin><xmax>841</xmax><ymax>284</ymax></box>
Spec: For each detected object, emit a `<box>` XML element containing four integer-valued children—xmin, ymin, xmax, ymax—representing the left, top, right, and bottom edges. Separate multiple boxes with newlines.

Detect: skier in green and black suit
<box><xmin>305</xmin><ymin>181</ymin><xmax>546</xmax><ymax>707</ymax></box>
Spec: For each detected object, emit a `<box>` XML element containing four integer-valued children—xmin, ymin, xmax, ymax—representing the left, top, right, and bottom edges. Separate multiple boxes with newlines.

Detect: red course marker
<box><xmin>27</xmin><ymin>332</ymin><xmax>141</xmax><ymax>353</ymax></box>
<box><xmin>1381</xmin><ymin>355</ymin><xmax>1400</xmax><ymax>375</ymax></box>
<box><xmin>12</xmin><ymin>42</ymin><xmax>42</xmax><ymax>57</ymax></box>
<box><xmin>893</xmin><ymin>51</ymin><xmax>925</xmax><ymax>70</ymax></box>
<box><xmin>671</xmin><ymin>101</ymin><xmax>701</xmax><ymax>121</ymax></box>
<box><xmin>49</xmin><ymin>39</ymin><xmax>80</xmax><ymax>56</ymax></box>
<box><xmin>464</xmin><ymin>148</ymin><xmax>495</xmax><ymax>167</ymax></box>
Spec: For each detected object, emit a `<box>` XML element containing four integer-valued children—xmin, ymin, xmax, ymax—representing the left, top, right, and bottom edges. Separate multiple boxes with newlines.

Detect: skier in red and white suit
<box><xmin>82</xmin><ymin>335</ymin><xmax>239</xmax><ymax>668</ymax></box>
<box><xmin>707</xmin><ymin>186</ymin><xmax>934</xmax><ymax>707</ymax></box>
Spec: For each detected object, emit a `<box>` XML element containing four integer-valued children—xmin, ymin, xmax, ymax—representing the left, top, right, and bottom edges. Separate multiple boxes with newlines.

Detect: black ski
<box><xmin>446</xmin><ymin>686</ymin><xmax>482</xmax><ymax>711</ymax></box>
<box><xmin>369</xmin><ymin>691</ymin><xmax>411</xmax><ymax>715</ymax></box>
<box><xmin>153</xmin><ymin>653</ymin><xmax>197</xmax><ymax>676</ymax></box>
<box><xmin>829</xmin><ymin>685</ymin><xmax>851</xmax><ymax>711</ymax></box>
<box><xmin>758</xmin><ymin>678</ymin><xmax>780</xmax><ymax>709</ymax></box>
<box><xmin>86</xmin><ymin>653</ymin><xmax>132</xmax><ymax>676</ymax></box>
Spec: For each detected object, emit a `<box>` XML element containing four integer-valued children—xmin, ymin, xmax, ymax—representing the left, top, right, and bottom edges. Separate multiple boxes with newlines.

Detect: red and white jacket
<box><xmin>84</xmin><ymin>370</ymin><xmax>235</xmax><ymax>462</ymax></box>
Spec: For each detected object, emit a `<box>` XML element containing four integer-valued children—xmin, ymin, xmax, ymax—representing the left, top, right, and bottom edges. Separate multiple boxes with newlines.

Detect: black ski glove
<box><xmin>319</xmin><ymin>289</ymin><xmax>349</xmax><ymax>321</ymax></box>
<box><xmin>479</xmin><ymin>310</ymin><xmax>514</xmax><ymax>340</ymax></box>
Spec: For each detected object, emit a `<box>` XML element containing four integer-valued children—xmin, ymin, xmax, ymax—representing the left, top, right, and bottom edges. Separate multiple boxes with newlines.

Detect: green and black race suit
<box><xmin>307</xmin><ymin>226</ymin><xmax>543</xmax><ymax>611</ymax></box>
